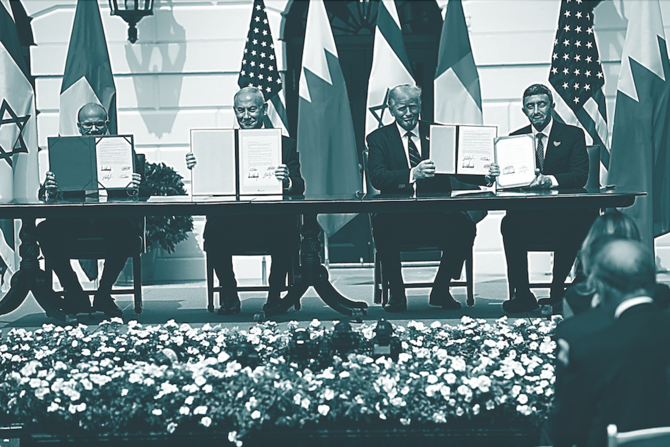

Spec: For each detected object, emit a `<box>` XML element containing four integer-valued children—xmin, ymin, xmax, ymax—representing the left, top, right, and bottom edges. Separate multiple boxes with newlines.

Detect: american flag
<box><xmin>549</xmin><ymin>0</ymin><xmax>609</xmax><ymax>168</ymax></box>
<box><xmin>238</xmin><ymin>0</ymin><xmax>288</xmax><ymax>133</ymax></box>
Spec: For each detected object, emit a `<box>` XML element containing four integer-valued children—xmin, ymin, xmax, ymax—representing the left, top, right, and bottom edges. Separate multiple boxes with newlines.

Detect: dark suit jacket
<box><xmin>547</xmin><ymin>302</ymin><xmax>670</xmax><ymax>447</ymax></box>
<box><xmin>510</xmin><ymin>120</ymin><xmax>588</xmax><ymax>188</ymax></box>
<box><xmin>366</xmin><ymin>121</ymin><xmax>486</xmax><ymax>195</ymax></box>
<box><xmin>280</xmin><ymin>135</ymin><xmax>305</xmax><ymax>196</ymax></box>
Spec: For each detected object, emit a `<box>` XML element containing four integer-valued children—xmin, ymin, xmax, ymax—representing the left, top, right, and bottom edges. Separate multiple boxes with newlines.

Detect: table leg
<box><xmin>0</xmin><ymin>219</ymin><xmax>66</xmax><ymax>321</ymax></box>
<box><xmin>259</xmin><ymin>214</ymin><xmax>368</xmax><ymax>319</ymax></box>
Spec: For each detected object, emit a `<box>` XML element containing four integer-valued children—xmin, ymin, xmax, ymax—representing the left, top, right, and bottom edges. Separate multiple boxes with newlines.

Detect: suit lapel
<box><xmin>387</xmin><ymin>124</ymin><xmax>410</xmax><ymax>169</ymax></box>
<box><xmin>544</xmin><ymin>122</ymin><xmax>562</xmax><ymax>173</ymax></box>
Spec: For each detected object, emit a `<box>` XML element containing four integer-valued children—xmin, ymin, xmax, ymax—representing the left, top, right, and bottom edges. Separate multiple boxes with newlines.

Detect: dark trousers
<box><xmin>204</xmin><ymin>215</ymin><xmax>299</xmax><ymax>297</ymax></box>
<box><xmin>372</xmin><ymin>211</ymin><xmax>476</xmax><ymax>293</ymax></box>
<box><xmin>36</xmin><ymin>218</ymin><xmax>139</xmax><ymax>297</ymax></box>
<box><xmin>501</xmin><ymin>209</ymin><xmax>597</xmax><ymax>298</ymax></box>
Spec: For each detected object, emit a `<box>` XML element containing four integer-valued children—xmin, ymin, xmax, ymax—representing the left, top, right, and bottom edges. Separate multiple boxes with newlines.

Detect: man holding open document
<box><xmin>38</xmin><ymin>103</ymin><xmax>143</xmax><ymax>318</ymax></box>
<box><xmin>488</xmin><ymin>84</ymin><xmax>595</xmax><ymax>314</ymax></box>
<box><xmin>185</xmin><ymin>87</ymin><xmax>305</xmax><ymax>315</ymax></box>
<box><xmin>366</xmin><ymin>85</ymin><xmax>494</xmax><ymax>313</ymax></box>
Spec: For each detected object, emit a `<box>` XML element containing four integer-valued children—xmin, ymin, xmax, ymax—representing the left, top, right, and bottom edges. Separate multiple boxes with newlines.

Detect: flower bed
<box><xmin>0</xmin><ymin>316</ymin><xmax>557</xmax><ymax>446</ymax></box>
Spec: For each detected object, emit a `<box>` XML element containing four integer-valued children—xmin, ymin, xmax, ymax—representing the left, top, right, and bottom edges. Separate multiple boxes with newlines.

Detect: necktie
<box><xmin>406</xmin><ymin>131</ymin><xmax>422</xmax><ymax>168</ymax></box>
<box><xmin>536</xmin><ymin>133</ymin><xmax>545</xmax><ymax>173</ymax></box>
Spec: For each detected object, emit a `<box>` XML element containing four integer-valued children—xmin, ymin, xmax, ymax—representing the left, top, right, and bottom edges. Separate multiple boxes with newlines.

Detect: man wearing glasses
<box><xmin>37</xmin><ymin>103</ymin><xmax>143</xmax><ymax>318</ymax></box>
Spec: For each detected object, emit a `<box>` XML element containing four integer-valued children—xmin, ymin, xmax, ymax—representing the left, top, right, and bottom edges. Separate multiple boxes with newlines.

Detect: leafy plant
<box><xmin>143</xmin><ymin>162</ymin><xmax>193</xmax><ymax>253</ymax></box>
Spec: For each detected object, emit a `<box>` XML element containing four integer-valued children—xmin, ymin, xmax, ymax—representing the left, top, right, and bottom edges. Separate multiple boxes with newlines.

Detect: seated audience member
<box><xmin>366</xmin><ymin>84</ymin><xmax>494</xmax><ymax>313</ymax></box>
<box><xmin>545</xmin><ymin>239</ymin><xmax>670</xmax><ymax>447</ymax></box>
<box><xmin>185</xmin><ymin>86</ymin><xmax>305</xmax><ymax>315</ymax></box>
<box><xmin>38</xmin><ymin>103</ymin><xmax>143</xmax><ymax>317</ymax></box>
<box><xmin>491</xmin><ymin>83</ymin><xmax>596</xmax><ymax>314</ymax></box>
<box><xmin>563</xmin><ymin>210</ymin><xmax>670</xmax><ymax>317</ymax></box>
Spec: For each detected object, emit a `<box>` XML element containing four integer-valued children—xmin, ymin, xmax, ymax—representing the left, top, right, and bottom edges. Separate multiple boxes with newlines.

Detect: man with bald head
<box><xmin>186</xmin><ymin>87</ymin><xmax>304</xmax><ymax>315</ymax></box>
<box><xmin>38</xmin><ymin>103</ymin><xmax>142</xmax><ymax>318</ymax></box>
<box><xmin>546</xmin><ymin>239</ymin><xmax>670</xmax><ymax>447</ymax></box>
<box><xmin>366</xmin><ymin>84</ymin><xmax>493</xmax><ymax>313</ymax></box>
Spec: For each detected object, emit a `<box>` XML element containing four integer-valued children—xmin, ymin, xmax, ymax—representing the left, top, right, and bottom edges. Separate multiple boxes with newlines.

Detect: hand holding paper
<box><xmin>185</xmin><ymin>152</ymin><xmax>197</xmax><ymax>170</ymax></box>
<box><xmin>414</xmin><ymin>159</ymin><xmax>436</xmax><ymax>180</ymax></box>
<box><xmin>274</xmin><ymin>164</ymin><xmax>290</xmax><ymax>187</ymax></box>
<box><xmin>485</xmin><ymin>163</ymin><xmax>500</xmax><ymax>186</ymax></box>
<box><xmin>126</xmin><ymin>173</ymin><xmax>142</xmax><ymax>195</ymax></box>
<box><xmin>45</xmin><ymin>171</ymin><xmax>58</xmax><ymax>196</ymax></box>
<box><xmin>529</xmin><ymin>169</ymin><xmax>552</xmax><ymax>189</ymax></box>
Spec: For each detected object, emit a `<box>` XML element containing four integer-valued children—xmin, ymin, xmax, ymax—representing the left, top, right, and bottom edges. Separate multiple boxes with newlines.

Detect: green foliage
<box><xmin>143</xmin><ymin>162</ymin><xmax>193</xmax><ymax>253</ymax></box>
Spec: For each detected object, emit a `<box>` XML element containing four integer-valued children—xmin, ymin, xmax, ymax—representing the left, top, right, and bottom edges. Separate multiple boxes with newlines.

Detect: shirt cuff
<box><xmin>283</xmin><ymin>177</ymin><xmax>293</xmax><ymax>192</ymax></box>
<box><xmin>548</xmin><ymin>175</ymin><xmax>559</xmax><ymax>188</ymax></box>
<box><xmin>409</xmin><ymin>168</ymin><xmax>417</xmax><ymax>184</ymax></box>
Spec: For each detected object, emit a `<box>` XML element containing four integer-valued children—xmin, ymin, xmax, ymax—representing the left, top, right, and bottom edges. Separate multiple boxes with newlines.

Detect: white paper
<box><xmin>239</xmin><ymin>128</ymin><xmax>282</xmax><ymax>195</ymax></box>
<box><xmin>494</xmin><ymin>134</ymin><xmax>537</xmax><ymax>188</ymax></box>
<box><xmin>191</xmin><ymin>129</ymin><xmax>236</xmax><ymax>196</ymax></box>
<box><xmin>95</xmin><ymin>136</ymin><xmax>134</xmax><ymax>190</ymax></box>
<box><xmin>430</xmin><ymin>125</ymin><xmax>457</xmax><ymax>174</ymax></box>
<box><xmin>457</xmin><ymin>126</ymin><xmax>497</xmax><ymax>176</ymax></box>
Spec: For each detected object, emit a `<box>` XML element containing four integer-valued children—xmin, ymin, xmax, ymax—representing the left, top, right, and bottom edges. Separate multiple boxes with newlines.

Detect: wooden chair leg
<box><xmin>466</xmin><ymin>249</ymin><xmax>474</xmax><ymax>307</ymax></box>
<box><xmin>206</xmin><ymin>253</ymin><xmax>215</xmax><ymax>313</ymax></box>
<box><xmin>373</xmin><ymin>248</ymin><xmax>382</xmax><ymax>305</ymax></box>
<box><xmin>133</xmin><ymin>253</ymin><xmax>142</xmax><ymax>314</ymax></box>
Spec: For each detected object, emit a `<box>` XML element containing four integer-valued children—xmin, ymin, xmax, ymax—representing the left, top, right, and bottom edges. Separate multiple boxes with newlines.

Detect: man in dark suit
<box><xmin>497</xmin><ymin>83</ymin><xmax>595</xmax><ymax>314</ymax></box>
<box><xmin>545</xmin><ymin>239</ymin><xmax>670</xmax><ymax>447</ymax></box>
<box><xmin>366</xmin><ymin>84</ymin><xmax>493</xmax><ymax>313</ymax></box>
<box><xmin>39</xmin><ymin>103</ymin><xmax>143</xmax><ymax>318</ymax></box>
<box><xmin>186</xmin><ymin>86</ymin><xmax>305</xmax><ymax>315</ymax></box>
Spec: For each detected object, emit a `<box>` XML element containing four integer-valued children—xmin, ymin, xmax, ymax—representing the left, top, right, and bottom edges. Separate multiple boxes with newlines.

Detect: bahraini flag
<box><xmin>608</xmin><ymin>0</ymin><xmax>670</xmax><ymax>247</ymax></box>
<box><xmin>297</xmin><ymin>0</ymin><xmax>362</xmax><ymax>237</ymax></box>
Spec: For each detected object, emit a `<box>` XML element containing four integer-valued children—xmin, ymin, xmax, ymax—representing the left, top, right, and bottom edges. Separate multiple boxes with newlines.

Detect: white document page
<box><xmin>239</xmin><ymin>128</ymin><xmax>282</xmax><ymax>195</ymax></box>
<box><xmin>191</xmin><ymin>129</ymin><xmax>236</xmax><ymax>196</ymax></box>
<box><xmin>494</xmin><ymin>134</ymin><xmax>537</xmax><ymax>188</ymax></box>
<box><xmin>457</xmin><ymin>126</ymin><xmax>497</xmax><ymax>176</ymax></box>
<box><xmin>95</xmin><ymin>136</ymin><xmax>134</xmax><ymax>190</ymax></box>
<box><xmin>430</xmin><ymin>125</ymin><xmax>457</xmax><ymax>174</ymax></box>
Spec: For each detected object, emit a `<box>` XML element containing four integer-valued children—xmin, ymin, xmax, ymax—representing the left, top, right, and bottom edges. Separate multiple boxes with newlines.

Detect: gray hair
<box><xmin>234</xmin><ymin>86</ymin><xmax>266</xmax><ymax>105</ymax></box>
<box><xmin>388</xmin><ymin>84</ymin><xmax>422</xmax><ymax>106</ymax></box>
<box><xmin>522</xmin><ymin>84</ymin><xmax>553</xmax><ymax>104</ymax></box>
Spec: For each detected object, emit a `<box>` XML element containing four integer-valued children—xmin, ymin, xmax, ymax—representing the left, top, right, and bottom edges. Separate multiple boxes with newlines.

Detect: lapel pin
<box><xmin>553</xmin><ymin>141</ymin><xmax>561</xmax><ymax>146</ymax></box>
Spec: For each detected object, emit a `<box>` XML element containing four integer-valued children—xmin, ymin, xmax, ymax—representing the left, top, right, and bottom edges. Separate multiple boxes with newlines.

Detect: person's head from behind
<box><xmin>234</xmin><ymin>86</ymin><xmax>267</xmax><ymax>130</ymax></box>
<box><xmin>388</xmin><ymin>84</ymin><xmax>422</xmax><ymax>132</ymax></box>
<box><xmin>581</xmin><ymin>210</ymin><xmax>641</xmax><ymax>276</ymax></box>
<box><xmin>522</xmin><ymin>83</ymin><xmax>554</xmax><ymax>132</ymax></box>
<box><xmin>590</xmin><ymin>239</ymin><xmax>656</xmax><ymax>310</ymax></box>
<box><xmin>77</xmin><ymin>103</ymin><xmax>109</xmax><ymax>136</ymax></box>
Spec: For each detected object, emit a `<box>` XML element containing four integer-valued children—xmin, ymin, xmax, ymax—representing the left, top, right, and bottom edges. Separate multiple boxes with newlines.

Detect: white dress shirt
<box><xmin>395</xmin><ymin>121</ymin><xmax>422</xmax><ymax>184</ymax></box>
<box><xmin>531</xmin><ymin>118</ymin><xmax>558</xmax><ymax>188</ymax></box>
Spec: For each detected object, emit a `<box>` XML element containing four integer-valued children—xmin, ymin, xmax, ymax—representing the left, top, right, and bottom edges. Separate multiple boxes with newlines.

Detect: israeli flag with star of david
<box><xmin>364</xmin><ymin>0</ymin><xmax>415</xmax><ymax>138</ymax></box>
<box><xmin>0</xmin><ymin>0</ymin><xmax>39</xmax><ymax>288</ymax></box>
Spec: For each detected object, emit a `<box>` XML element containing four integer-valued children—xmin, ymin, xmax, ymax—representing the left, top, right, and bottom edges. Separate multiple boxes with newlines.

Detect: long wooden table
<box><xmin>0</xmin><ymin>188</ymin><xmax>642</xmax><ymax>321</ymax></box>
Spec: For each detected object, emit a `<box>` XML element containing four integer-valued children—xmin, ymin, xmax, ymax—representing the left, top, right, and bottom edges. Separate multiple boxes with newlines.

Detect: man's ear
<box><xmin>262</xmin><ymin>102</ymin><xmax>268</xmax><ymax>116</ymax></box>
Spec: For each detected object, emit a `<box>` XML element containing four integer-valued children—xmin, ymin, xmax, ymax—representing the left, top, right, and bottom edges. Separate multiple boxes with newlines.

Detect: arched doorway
<box><xmin>282</xmin><ymin>0</ymin><xmax>442</xmax><ymax>263</ymax></box>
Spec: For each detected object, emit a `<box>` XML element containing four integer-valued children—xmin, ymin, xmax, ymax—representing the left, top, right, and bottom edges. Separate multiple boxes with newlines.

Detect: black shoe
<box><xmin>92</xmin><ymin>293</ymin><xmax>123</xmax><ymax>317</ymax></box>
<box><xmin>384</xmin><ymin>291</ymin><xmax>407</xmax><ymax>313</ymax></box>
<box><xmin>502</xmin><ymin>291</ymin><xmax>539</xmax><ymax>314</ymax></box>
<box><xmin>217</xmin><ymin>295</ymin><xmax>241</xmax><ymax>315</ymax></box>
<box><xmin>262</xmin><ymin>292</ymin><xmax>284</xmax><ymax>312</ymax></box>
<box><xmin>62</xmin><ymin>291</ymin><xmax>92</xmax><ymax>315</ymax></box>
<box><xmin>429</xmin><ymin>288</ymin><xmax>462</xmax><ymax>310</ymax></box>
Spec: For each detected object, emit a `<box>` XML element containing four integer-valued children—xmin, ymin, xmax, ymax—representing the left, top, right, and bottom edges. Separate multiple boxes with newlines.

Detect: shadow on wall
<box><xmin>124</xmin><ymin>0</ymin><xmax>186</xmax><ymax>138</ymax></box>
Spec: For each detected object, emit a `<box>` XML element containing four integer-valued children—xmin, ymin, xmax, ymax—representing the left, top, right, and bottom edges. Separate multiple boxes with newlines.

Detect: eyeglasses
<box><xmin>79</xmin><ymin>121</ymin><xmax>108</xmax><ymax>129</ymax></box>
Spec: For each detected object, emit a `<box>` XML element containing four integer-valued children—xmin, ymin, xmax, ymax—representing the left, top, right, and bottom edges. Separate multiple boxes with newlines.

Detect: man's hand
<box><xmin>529</xmin><ymin>168</ymin><xmax>552</xmax><ymax>189</ymax></box>
<box><xmin>413</xmin><ymin>159</ymin><xmax>436</xmax><ymax>180</ymax></box>
<box><xmin>127</xmin><ymin>173</ymin><xmax>142</xmax><ymax>195</ymax></box>
<box><xmin>185</xmin><ymin>152</ymin><xmax>197</xmax><ymax>170</ymax></box>
<box><xmin>486</xmin><ymin>163</ymin><xmax>500</xmax><ymax>186</ymax></box>
<box><xmin>274</xmin><ymin>164</ymin><xmax>290</xmax><ymax>188</ymax></box>
<box><xmin>45</xmin><ymin>171</ymin><xmax>58</xmax><ymax>196</ymax></box>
